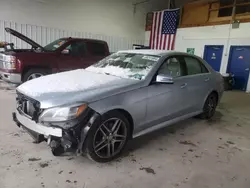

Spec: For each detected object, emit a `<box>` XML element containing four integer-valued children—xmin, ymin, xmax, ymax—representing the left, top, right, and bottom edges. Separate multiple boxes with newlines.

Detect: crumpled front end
<box><xmin>12</xmin><ymin>91</ymin><xmax>101</xmax><ymax>156</ymax></box>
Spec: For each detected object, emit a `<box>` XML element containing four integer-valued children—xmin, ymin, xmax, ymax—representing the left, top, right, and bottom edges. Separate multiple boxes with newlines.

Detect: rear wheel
<box><xmin>23</xmin><ymin>69</ymin><xmax>49</xmax><ymax>82</ymax></box>
<box><xmin>85</xmin><ymin>111</ymin><xmax>131</xmax><ymax>163</ymax></box>
<box><xmin>199</xmin><ymin>93</ymin><xmax>218</xmax><ymax>119</ymax></box>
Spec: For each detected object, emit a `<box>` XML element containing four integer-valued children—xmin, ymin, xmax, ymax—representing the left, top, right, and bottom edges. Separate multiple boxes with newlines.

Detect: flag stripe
<box><xmin>153</xmin><ymin>13</ymin><xmax>158</xmax><ymax>49</ymax></box>
<box><xmin>149</xmin><ymin>9</ymin><xmax>179</xmax><ymax>50</ymax></box>
<box><xmin>155</xmin><ymin>12</ymin><xmax>161</xmax><ymax>49</ymax></box>
<box><xmin>159</xmin><ymin>13</ymin><xmax>164</xmax><ymax>50</ymax></box>
<box><xmin>171</xmin><ymin>34</ymin><xmax>176</xmax><ymax>50</ymax></box>
<box><xmin>151</xmin><ymin>12</ymin><xmax>157</xmax><ymax>49</ymax></box>
<box><xmin>163</xmin><ymin>35</ymin><xmax>167</xmax><ymax>50</ymax></box>
<box><xmin>167</xmin><ymin>35</ymin><xmax>171</xmax><ymax>50</ymax></box>
<box><xmin>149</xmin><ymin>15</ymin><xmax>154</xmax><ymax>48</ymax></box>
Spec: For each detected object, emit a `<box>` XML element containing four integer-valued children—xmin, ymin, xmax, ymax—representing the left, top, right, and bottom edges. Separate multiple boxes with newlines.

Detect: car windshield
<box><xmin>86</xmin><ymin>52</ymin><xmax>160</xmax><ymax>80</ymax></box>
<box><xmin>43</xmin><ymin>39</ymin><xmax>67</xmax><ymax>52</ymax></box>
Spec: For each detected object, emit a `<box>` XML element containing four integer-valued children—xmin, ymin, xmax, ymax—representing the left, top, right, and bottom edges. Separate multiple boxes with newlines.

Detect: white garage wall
<box><xmin>175</xmin><ymin>23</ymin><xmax>250</xmax><ymax>74</ymax></box>
<box><xmin>0</xmin><ymin>20</ymin><xmax>144</xmax><ymax>52</ymax></box>
<box><xmin>145</xmin><ymin>23</ymin><xmax>250</xmax><ymax>72</ymax></box>
<box><xmin>145</xmin><ymin>23</ymin><xmax>250</xmax><ymax>91</ymax></box>
<box><xmin>0</xmin><ymin>0</ymin><xmax>151</xmax><ymax>51</ymax></box>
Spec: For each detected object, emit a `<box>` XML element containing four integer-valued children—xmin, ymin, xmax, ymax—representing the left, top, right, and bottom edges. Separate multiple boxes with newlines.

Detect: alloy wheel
<box><xmin>206</xmin><ymin>95</ymin><xmax>216</xmax><ymax>117</ymax></box>
<box><xmin>93</xmin><ymin>118</ymin><xmax>127</xmax><ymax>159</ymax></box>
<box><xmin>27</xmin><ymin>73</ymin><xmax>43</xmax><ymax>81</ymax></box>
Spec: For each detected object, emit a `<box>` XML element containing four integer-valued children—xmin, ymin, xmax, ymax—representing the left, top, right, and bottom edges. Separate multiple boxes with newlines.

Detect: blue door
<box><xmin>203</xmin><ymin>45</ymin><xmax>224</xmax><ymax>72</ymax></box>
<box><xmin>227</xmin><ymin>46</ymin><xmax>250</xmax><ymax>91</ymax></box>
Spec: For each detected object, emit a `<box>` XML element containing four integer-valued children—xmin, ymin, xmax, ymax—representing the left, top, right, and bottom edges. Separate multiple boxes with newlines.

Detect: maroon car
<box><xmin>0</xmin><ymin>28</ymin><xmax>110</xmax><ymax>84</ymax></box>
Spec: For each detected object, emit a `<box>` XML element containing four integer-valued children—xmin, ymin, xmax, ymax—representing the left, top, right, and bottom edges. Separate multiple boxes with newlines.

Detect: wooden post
<box><xmin>231</xmin><ymin>0</ymin><xmax>236</xmax><ymax>22</ymax></box>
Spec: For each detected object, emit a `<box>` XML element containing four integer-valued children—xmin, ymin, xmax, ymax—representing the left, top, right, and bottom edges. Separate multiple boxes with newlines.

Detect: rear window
<box><xmin>86</xmin><ymin>41</ymin><xmax>106</xmax><ymax>56</ymax></box>
<box><xmin>184</xmin><ymin>56</ymin><xmax>209</xmax><ymax>75</ymax></box>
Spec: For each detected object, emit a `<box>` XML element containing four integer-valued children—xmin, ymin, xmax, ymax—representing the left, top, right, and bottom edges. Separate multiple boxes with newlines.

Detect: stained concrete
<box><xmin>0</xmin><ymin>83</ymin><xmax>250</xmax><ymax>188</ymax></box>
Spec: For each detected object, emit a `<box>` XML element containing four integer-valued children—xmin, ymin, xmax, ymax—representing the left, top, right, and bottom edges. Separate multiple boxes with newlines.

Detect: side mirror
<box><xmin>156</xmin><ymin>74</ymin><xmax>174</xmax><ymax>84</ymax></box>
<box><xmin>61</xmin><ymin>49</ymin><xmax>70</xmax><ymax>55</ymax></box>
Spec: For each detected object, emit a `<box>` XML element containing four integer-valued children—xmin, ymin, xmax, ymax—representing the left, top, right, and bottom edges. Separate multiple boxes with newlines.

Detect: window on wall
<box><xmin>236</xmin><ymin>5</ymin><xmax>250</xmax><ymax>14</ymax></box>
<box><xmin>218</xmin><ymin>0</ymin><xmax>250</xmax><ymax>17</ymax></box>
<box><xmin>237</xmin><ymin>0</ymin><xmax>250</xmax><ymax>3</ymax></box>
<box><xmin>236</xmin><ymin>0</ymin><xmax>250</xmax><ymax>14</ymax></box>
<box><xmin>218</xmin><ymin>0</ymin><xmax>233</xmax><ymax>17</ymax></box>
<box><xmin>220</xmin><ymin>0</ymin><xmax>234</xmax><ymax>6</ymax></box>
<box><xmin>218</xmin><ymin>8</ymin><xmax>233</xmax><ymax>17</ymax></box>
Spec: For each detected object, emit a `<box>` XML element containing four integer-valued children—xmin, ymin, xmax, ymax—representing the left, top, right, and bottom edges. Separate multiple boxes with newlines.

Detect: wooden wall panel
<box><xmin>181</xmin><ymin>2</ymin><xmax>209</xmax><ymax>26</ymax></box>
<box><xmin>179</xmin><ymin>0</ymin><xmax>250</xmax><ymax>28</ymax></box>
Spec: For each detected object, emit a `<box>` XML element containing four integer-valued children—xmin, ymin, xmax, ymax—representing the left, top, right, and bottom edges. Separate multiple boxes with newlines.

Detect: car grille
<box><xmin>16</xmin><ymin>91</ymin><xmax>42</xmax><ymax>121</ymax></box>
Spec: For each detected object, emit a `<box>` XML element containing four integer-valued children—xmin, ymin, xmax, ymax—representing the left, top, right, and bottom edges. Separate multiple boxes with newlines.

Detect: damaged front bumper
<box><xmin>12</xmin><ymin>108</ymin><xmax>101</xmax><ymax>156</ymax></box>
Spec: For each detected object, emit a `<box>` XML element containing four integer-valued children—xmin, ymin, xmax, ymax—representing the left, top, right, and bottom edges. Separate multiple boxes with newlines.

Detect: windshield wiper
<box><xmin>104</xmin><ymin>72</ymin><xmax>110</xmax><ymax>75</ymax></box>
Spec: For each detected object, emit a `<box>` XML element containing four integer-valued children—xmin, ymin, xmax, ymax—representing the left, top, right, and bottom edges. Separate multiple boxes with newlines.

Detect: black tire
<box><xmin>23</xmin><ymin>68</ymin><xmax>49</xmax><ymax>82</ymax></box>
<box><xmin>85</xmin><ymin>111</ymin><xmax>131</xmax><ymax>163</ymax></box>
<box><xmin>199</xmin><ymin>93</ymin><xmax>218</xmax><ymax>119</ymax></box>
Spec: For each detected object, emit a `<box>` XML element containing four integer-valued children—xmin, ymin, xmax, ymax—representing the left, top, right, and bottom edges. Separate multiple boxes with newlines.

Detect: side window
<box><xmin>184</xmin><ymin>56</ymin><xmax>208</xmax><ymax>75</ymax></box>
<box><xmin>65</xmin><ymin>41</ymin><xmax>86</xmax><ymax>56</ymax></box>
<box><xmin>201</xmin><ymin>61</ymin><xmax>209</xmax><ymax>73</ymax></box>
<box><xmin>86</xmin><ymin>41</ymin><xmax>106</xmax><ymax>56</ymax></box>
<box><xmin>158</xmin><ymin>57</ymin><xmax>185</xmax><ymax>78</ymax></box>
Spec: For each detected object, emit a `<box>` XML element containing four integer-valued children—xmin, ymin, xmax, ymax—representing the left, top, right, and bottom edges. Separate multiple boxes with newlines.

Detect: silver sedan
<box><xmin>13</xmin><ymin>50</ymin><xmax>224</xmax><ymax>162</ymax></box>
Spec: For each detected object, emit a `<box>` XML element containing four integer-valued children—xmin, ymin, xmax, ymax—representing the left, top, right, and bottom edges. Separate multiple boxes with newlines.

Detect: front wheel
<box><xmin>85</xmin><ymin>111</ymin><xmax>131</xmax><ymax>163</ymax></box>
<box><xmin>199</xmin><ymin>93</ymin><xmax>218</xmax><ymax>119</ymax></box>
<box><xmin>23</xmin><ymin>68</ymin><xmax>49</xmax><ymax>82</ymax></box>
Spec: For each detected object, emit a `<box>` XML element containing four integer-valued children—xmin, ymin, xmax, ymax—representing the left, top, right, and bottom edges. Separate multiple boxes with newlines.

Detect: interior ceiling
<box><xmin>133</xmin><ymin>0</ymin><xmax>216</xmax><ymax>11</ymax></box>
<box><xmin>132</xmin><ymin>0</ymin><xmax>194</xmax><ymax>12</ymax></box>
<box><xmin>30</xmin><ymin>0</ymin><xmax>214</xmax><ymax>12</ymax></box>
<box><xmin>33</xmin><ymin>0</ymin><xmax>201</xmax><ymax>7</ymax></box>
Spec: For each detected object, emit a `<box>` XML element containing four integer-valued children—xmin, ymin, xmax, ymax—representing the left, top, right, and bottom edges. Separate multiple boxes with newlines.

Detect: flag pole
<box><xmin>168</xmin><ymin>0</ymin><xmax>171</xmax><ymax>9</ymax></box>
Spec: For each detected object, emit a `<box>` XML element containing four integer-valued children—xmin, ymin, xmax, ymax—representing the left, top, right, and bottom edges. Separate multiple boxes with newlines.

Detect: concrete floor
<box><xmin>0</xmin><ymin>81</ymin><xmax>250</xmax><ymax>188</ymax></box>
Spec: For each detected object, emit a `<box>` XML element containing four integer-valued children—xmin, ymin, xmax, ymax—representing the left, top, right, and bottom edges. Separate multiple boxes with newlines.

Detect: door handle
<box><xmin>180</xmin><ymin>83</ymin><xmax>187</xmax><ymax>89</ymax></box>
<box><xmin>204</xmin><ymin>78</ymin><xmax>210</xmax><ymax>82</ymax></box>
<box><xmin>245</xmin><ymin>68</ymin><xmax>249</xmax><ymax>71</ymax></box>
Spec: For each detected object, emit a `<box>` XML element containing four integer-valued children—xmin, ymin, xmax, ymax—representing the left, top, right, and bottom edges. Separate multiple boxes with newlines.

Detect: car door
<box><xmin>182</xmin><ymin>56</ymin><xmax>211</xmax><ymax>112</ymax></box>
<box><xmin>57</xmin><ymin>40</ymin><xmax>92</xmax><ymax>72</ymax></box>
<box><xmin>143</xmin><ymin>56</ymin><xmax>189</xmax><ymax>130</ymax></box>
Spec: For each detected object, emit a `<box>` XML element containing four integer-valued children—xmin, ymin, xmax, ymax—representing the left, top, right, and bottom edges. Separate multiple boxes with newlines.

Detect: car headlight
<box><xmin>4</xmin><ymin>55</ymin><xmax>17</xmax><ymax>70</ymax></box>
<box><xmin>39</xmin><ymin>104</ymin><xmax>87</xmax><ymax>122</ymax></box>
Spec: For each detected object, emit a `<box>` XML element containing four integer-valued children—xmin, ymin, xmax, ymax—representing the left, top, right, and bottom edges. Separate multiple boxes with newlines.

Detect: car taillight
<box><xmin>4</xmin><ymin>55</ymin><xmax>17</xmax><ymax>70</ymax></box>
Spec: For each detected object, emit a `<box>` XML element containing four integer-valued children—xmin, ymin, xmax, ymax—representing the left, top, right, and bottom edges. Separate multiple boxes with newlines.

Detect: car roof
<box><xmin>117</xmin><ymin>49</ymin><xmax>190</xmax><ymax>56</ymax></box>
<box><xmin>59</xmin><ymin>37</ymin><xmax>107</xmax><ymax>43</ymax></box>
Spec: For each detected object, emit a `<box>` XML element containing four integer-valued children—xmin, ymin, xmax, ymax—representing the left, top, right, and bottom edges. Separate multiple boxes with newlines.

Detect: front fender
<box><xmin>77</xmin><ymin>112</ymin><xmax>101</xmax><ymax>154</ymax></box>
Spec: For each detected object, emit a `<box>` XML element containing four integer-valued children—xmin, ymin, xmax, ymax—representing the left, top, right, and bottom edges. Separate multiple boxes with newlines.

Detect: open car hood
<box><xmin>5</xmin><ymin>27</ymin><xmax>43</xmax><ymax>49</ymax></box>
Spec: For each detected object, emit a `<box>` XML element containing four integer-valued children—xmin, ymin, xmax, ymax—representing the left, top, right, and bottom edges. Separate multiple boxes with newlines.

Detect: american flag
<box><xmin>149</xmin><ymin>9</ymin><xmax>180</xmax><ymax>50</ymax></box>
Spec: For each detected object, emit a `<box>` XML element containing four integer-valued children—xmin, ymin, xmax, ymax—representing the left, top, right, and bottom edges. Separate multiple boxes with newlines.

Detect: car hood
<box><xmin>17</xmin><ymin>69</ymin><xmax>141</xmax><ymax>109</ymax></box>
<box><xmin>5</xmin><ymin>28</ymin><xmax>43</xmax><ymax>49</ymax></box>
